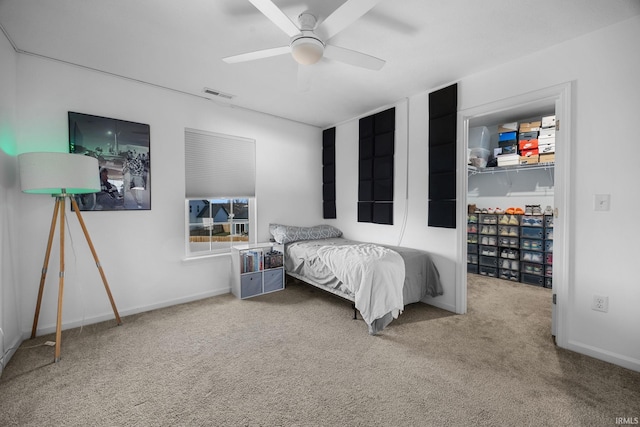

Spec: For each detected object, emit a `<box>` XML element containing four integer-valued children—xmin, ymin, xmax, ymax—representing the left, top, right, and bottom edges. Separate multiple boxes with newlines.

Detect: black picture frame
<box><xmin>69</xmin><ymin>112</ymin><xmax>151</xmax><ymax>211</ymax></box>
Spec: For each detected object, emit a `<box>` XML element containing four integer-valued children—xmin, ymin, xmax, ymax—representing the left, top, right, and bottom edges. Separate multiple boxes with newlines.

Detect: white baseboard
<box><xmin>0</xmin><ymin>334</ymin><xmax>23</xmax><ymax>375</ymax></box>
<box><xmin>566</xmin><ymin>339</ymin><xmax>640</xmax><ymax>373</ymax></box>
<box><xmin>29</xmin><ymin>287</ymin><xmax>231</xmax><ymax>336</ymax></box>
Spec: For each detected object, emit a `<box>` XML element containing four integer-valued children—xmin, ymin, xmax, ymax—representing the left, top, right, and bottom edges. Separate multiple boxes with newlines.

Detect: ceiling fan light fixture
<box><xmin>291</xmin><ymin>36</ymin><xmax>324</xmax><ymax>65</ymax></box>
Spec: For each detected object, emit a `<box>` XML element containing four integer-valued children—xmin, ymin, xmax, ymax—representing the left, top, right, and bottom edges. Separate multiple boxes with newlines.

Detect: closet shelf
<box><xmin>468</xmin><ymin>162</ymin><xmax>554</xmax><ymax>176</ymax></box>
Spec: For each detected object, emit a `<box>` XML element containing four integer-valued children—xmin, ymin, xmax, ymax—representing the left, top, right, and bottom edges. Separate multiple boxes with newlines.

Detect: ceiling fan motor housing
<box><xmin>290</xmin><ymin>13</ymin><xmax>324</xmax><ymax>65</ymax></box>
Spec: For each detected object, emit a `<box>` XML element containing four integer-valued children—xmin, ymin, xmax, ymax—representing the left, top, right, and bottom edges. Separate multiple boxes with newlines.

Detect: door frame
<box><xmin>456</xmin><ymin>81</ymin><xmax>573</xmax><ymax>347</ymax></box>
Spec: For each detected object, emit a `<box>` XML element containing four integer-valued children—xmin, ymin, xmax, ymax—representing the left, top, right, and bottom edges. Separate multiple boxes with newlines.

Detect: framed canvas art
<box><xmin>69</xmin><ymin>112</ymin><xmax>151</xmax><ymax>210</ymax></box>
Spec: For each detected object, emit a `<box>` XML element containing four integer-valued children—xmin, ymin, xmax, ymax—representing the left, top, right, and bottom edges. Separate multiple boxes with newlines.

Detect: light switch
<box><xmin>594</xmin><ymin>194</ymin><xmax>610</xmax><ymax>211</ymax></box>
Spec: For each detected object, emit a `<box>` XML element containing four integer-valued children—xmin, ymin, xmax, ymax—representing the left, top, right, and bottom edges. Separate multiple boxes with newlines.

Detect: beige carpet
<box><xmin>1</xmin><ymin>274</ymin><xmax>639</xmax><ymax>426</ymax></box>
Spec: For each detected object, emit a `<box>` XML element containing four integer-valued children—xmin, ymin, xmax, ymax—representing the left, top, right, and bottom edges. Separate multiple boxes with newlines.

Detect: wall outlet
<box><xmin>592</xmin><ymin>295</ymin><xmax>609</xmax><ymax>312</ymax></box>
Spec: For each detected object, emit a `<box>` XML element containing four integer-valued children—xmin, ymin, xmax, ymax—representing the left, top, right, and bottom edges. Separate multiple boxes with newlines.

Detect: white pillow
<box><xmin>269</xmin><ymin>224</ymin><xmax>342</xmax><ymax>244</ymax></box>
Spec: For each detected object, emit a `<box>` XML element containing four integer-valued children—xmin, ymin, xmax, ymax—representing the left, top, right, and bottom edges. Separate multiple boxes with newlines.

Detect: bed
<box><xmin>269</xmin><ymin>224</ymin><xmax>443</xmax><ymax>334</ymax></box>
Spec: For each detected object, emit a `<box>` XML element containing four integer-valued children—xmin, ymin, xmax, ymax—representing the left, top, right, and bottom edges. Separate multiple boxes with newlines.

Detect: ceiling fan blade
<box><xmin>318</xmin><ymin>0</ymin><xmax>383</xmax><ymax>40</ymax></box>
<box><xmin>248</xmin><ymin>0</ymin><xmax>300</xmax><ymax>37</ymax></box>
<box><xmin>324</xmin><ymin>45</ymin><xmax>385</xmax><ymax>70</ymax></box>
<box><xmin>297</xmin><ymin>64</ymin><xmax>313</xmax><ymax>92</ymax></box>
<box><xmin>222</xmin><ymin>46</ymin><xmax>291</xmax><ymax>64</ymax></box>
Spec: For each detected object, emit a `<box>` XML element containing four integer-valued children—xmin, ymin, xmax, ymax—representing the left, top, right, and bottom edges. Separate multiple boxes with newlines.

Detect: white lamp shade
<box><xmin>18</xmin><ymin>152</ymin><xmax>100</xmax><ymax>195</ymax></box>
<box><xmin>291</xmin><ymin>37</ymin><xmax>324</xmax><ymax>65</ymax></box>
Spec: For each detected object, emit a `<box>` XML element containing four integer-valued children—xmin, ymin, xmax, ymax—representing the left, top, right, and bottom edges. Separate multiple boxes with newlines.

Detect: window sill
<box><xmin>182</xmin><ymin>252</ymin><xmax>231</xmax><ymax>262</ymax></box>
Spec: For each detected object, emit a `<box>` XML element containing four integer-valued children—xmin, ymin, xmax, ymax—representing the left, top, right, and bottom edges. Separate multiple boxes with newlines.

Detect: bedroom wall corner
<box><xmin>12</xmin><ymin>53</ymin><xmax>323</xmax><ymax>336</ymax></box>
<box><xmin>0</xmin><ymin>28</ymin><xmax>22</xmax><ymax>371</ymax></box>
<box><xmin>331</xmin><ymin>94</ymin><xmax>458</xmax><ymax>313</ymax></box>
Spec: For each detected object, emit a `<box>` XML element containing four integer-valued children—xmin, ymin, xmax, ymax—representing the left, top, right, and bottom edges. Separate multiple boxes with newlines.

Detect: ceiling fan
<box><xmin>223</xmin><ymin>0</ymin><xmax>386</xmax><ymax>88</ymax></box>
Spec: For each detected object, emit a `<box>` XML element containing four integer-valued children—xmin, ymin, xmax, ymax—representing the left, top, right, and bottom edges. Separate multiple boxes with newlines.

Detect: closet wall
<box><xmin>468</xmin><ymin>169</ymin><xmax>554</xmax><ymax>212</ymax></box>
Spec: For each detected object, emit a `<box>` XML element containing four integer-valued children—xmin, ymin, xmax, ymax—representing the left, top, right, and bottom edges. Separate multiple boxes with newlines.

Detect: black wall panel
<box><xmin>429</xmin><ymin>171</ymin><xmax>456</xmax><ymax>200</ymax></box>
<box><xmin>358</xmin><ymin>202</ymin><xmax>373</xmax><ymax>222</ymax></box>
<box><xmin>428</xmin><ymin>200</ymin><xmax>456</xmax><ymax>228</ymax></box>
<box><xmin>429</xmin><ymin>143</ymin><xmax>456</xmax><ymax>173</ymax></box>
<box><xmin>323</xmin><ymin>201</ymin><xmax>336</xmax><ymax>219</ymax></box>
<box><xmin>358</xmin><ymin>108</ymin><xmax>395</xmax><ymax>225</ymax></box>
<box><xmin>358</xmin><ymin>180</ymin><xmax>373</xmax><ymax>201</ymax></box>
<box><xmin>373</xmin><ymin>202</ymin><xmax>393</xmax><ymax>225</ymax></box>
<box><xmin>374</xmin><ymin>109</ymin><xmax>395</xmax><ymax>134</ymax></box>
<box><xmin>322</xmin><ymin>127</ymin><xmax>336</xmax><ymax>219</ymax></box>
<box><xmin>428</xmin><ymin>84</ymin><xmax>458</xmax><ymax>228</ymax></box>
<box><xmin>428</xmin><ymin>113</ymin><xmax>457</xmax><ymax>145</ymax></box>
<box><xmin>429</xmin><ymin>84</ymin><xmax>458</xmax><ymax>118</ymax></box>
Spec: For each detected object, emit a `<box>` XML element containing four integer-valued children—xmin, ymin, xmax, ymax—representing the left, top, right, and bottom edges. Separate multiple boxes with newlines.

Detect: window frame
<box><xmin>184</xmin><ymin>197</ymin><xmax>256</xmax><ymax>258</ymax></box>
<box><xmin>184</xmin><ymin>128</ymin><xmax>257</xmax><ymax>259</ymax></box>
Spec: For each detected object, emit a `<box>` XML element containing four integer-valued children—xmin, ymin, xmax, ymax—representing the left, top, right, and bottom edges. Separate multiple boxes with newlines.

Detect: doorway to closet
<box><xmin>457</xmin><ymin>82</ymin><xmax>572</xmax><ymax>345</ymax></box>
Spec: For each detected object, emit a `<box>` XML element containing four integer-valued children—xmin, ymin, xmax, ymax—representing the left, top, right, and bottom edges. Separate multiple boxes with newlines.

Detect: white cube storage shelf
<box><xmin>231</xmin><ymin>243</ymin><xmax>285</xmax><ymax>299</ymax></box>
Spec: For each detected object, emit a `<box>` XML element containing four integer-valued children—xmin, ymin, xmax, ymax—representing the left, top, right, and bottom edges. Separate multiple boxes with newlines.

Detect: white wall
<box><xmin>468</xmin><ymin>169</ymin><xmax>555</xmax><ymax>212</ymax></box>
<box><xmin>12</xmin><ymin>54</ymin><xmax>323</xmax><ymax>336</ymax></box>
<box><xmin>460</xmin><ymin>16</ymin><xmax>640</xmax><ymax>370</ymax></box>
<box><xmin>0</xmin><ymin>30</ymin><xmax>21</xmax><ymax>374</ymax></box>
<box><xmin>330</xmin><ymin>16</ymin><xmax>640</xmax><ymax>371</ymax></box>
<box><xmin>330</xmin><ymin>96</ymin><xmax>459</xmax><ymax>312</ymax></box>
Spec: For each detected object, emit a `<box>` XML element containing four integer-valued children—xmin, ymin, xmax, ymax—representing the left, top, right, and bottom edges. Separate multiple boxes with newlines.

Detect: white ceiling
<box><xmin>1</xmin><ymin>0</ymin><xmax>639</xmax><ymax>128</ymax></box>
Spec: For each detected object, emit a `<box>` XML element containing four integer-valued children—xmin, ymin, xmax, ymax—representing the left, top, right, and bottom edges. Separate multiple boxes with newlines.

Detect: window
<box><xmin>186</xmin><ymin>198</ymin><xmax>253</xmax><ymax>255</ymax></box>
<box><xmin>185</xmin><ymin>128</ymin><xmax>256</xmax><ymax>257</ymax></box>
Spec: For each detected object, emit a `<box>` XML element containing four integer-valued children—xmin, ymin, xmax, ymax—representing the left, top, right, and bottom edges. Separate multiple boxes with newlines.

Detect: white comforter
<box><xmin>317</xmin><ymin>243</ymin><xmax>405</xmax><ymax>332</ymax></box>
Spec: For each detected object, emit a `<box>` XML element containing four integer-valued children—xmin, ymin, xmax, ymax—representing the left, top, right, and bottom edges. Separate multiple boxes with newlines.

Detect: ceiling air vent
<box><xmin>203</xmin><ymin>88</ymin><xmax>234</xmax><ymax>99</ymax></box>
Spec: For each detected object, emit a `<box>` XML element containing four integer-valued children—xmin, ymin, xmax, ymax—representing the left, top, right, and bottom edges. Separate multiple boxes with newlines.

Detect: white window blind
<box><xmin>185</xmin><ymin>128</ymin><xmax>256</xmax><ymax>198</ymax></box>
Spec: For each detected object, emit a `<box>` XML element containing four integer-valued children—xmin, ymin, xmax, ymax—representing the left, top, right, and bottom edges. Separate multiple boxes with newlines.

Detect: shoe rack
<box><xmin>467</xmin><ymin>209</ymin><xmax>553</xmax><ymax>288</ymax></box>
<box><xmin>467</xmin><ymin>213</ymin><xmax>479</xmax><ymax>273</ymax></box>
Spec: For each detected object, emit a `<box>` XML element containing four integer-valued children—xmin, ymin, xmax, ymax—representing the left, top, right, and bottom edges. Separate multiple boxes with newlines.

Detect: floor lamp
<box><xmin>18</xmin><ymin>152</ymin><xmax>121</xmax><ymax>362</ymax></box>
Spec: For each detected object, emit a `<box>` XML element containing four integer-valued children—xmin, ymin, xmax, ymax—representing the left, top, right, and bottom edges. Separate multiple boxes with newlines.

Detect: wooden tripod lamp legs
<box><xmin>70</xmin><ymin>197</ymin><xmax>122</xmax><ymax>326</ymax></box>
<box><xmin>31</xmin><ymin>198</ymin><xmax>61</xmax><ymax>340</ymax></box>
<box><xmin>31</xmin><ymin>195</ymin><xmax>122</xmax><ymax>363</ymax></box>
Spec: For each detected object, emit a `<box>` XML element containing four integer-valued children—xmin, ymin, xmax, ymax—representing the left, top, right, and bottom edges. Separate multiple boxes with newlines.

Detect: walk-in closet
<box><xmin>466</xmin><ymin>106</ymin><xmax>556</xmax><ymax>289</ymax></box>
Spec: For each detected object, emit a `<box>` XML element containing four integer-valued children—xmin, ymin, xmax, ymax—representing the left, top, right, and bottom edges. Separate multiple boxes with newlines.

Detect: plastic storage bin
<box><xmin>499</xmin><ymin>237</ymin><xmax>519</xmax><ymax>248</ymax></box>
<box><xmin>480</xmin><ymin>255</ymin><xmax>498</xmax><ymax>267</ymax></box>
<box><xmin>479</xmin><ymin>265</ymin><xmax>497</xmax><ymax>277</ymax></box>
<box><xmin>498</xmin><ymin>225</ymin><xmax>519</xmax><ymax>237</ymax></box>
<box><xmin>521</xmin><ymin>238</ymin><xmax>543</xmax><ymax>251</ymax></box>
<box><xmin>479</xmin><ymin>214</ymin><xmax>498</xmax><ymax>224</ymax></box>
<box><xmin>521</xmin><ymin>226</ymin><xmax>544</xmax><ymax>239</ymax></box>
<box><xmin>469</xmin><ymin>126</ymin><xmax>491</xmax><ymax>168</ymax></box>
<box><xmin>480</xmin><ymin>245</ymin><xmax>498</xmax><ymax>257</ymax></box>
<box><xmin>521</xmin><ymin>273</ymin><xmax>544</xmax><ymax>287</ymax></box>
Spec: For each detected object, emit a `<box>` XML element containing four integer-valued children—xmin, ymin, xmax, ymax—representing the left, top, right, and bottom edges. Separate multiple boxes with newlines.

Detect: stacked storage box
<box><xmin>544</xmin><ymin>214</ymin><xmax>553</xmax><ymax>288</ymax></box>
<box><xmin>497</xmin><ymin>213</ymin><xmax>520</xmax><ymax>281</ymax></box>
<box><xmin>478</xmin><ymin>213</ymin><xmax>498</xmax><ymax>277</ymax></box>
<box><xmin>518</xmin><ymin>120</ymin><xmax>541</xmax><ymax>164</ymax></box>
<box><xmin>467</xmin><ymin>213</ymin><xmax>479</xmax><ymax>273</ymax></box>
<box><xmin>539</xmin><ymin>115</ymin><xmax>556</xmax><ymax>163</ymax></box>
<box><xmin>496</xmin><ymin>122</ymin><xmax>519</xmax><ymax>167</ymax></box>
<box><xmin>520</xmin><ymin>214</ymin><xmax>545</xmax><ymax>286</ymax></box>
<box><xmin>467</xmin><ymin>206</ymin><xmax>554</xmax><ymax>288</ymax></box>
